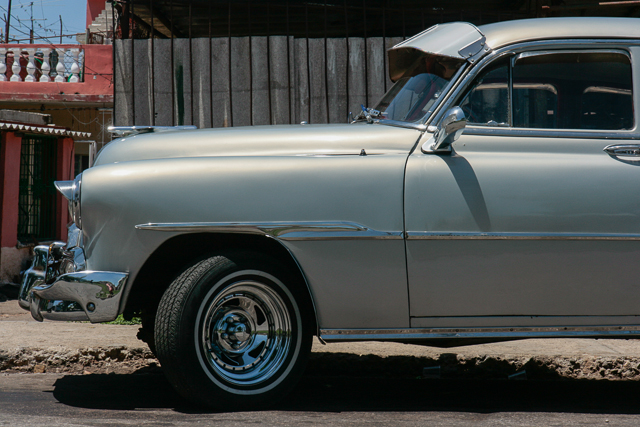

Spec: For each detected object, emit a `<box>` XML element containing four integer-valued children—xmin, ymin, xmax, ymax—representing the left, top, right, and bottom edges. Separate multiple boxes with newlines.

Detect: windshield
<box><xmin>374</xmin><ymin>56</ymin><xmax>463</xmax><ymax>123</ymax></box>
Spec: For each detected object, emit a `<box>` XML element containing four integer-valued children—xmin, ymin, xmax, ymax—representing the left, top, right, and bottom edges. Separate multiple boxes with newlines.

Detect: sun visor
<box><xmin>388</xmin><ymin>22</ymin><xmax>489</xmax><ymax>82</ymax></box>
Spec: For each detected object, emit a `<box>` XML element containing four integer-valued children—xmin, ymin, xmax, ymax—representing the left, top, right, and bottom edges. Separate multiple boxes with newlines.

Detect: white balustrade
<box><xmin>69</xmin><ymin>49</ymin><xmax>80</xmax><ymax>83</ymax></box>
<box><xmin>25</xmin><ymin>49</ymin><xmax>36</xmax><ymax>82</ymax></box>
<box><xmin>10</xmin><ymin>51</ymin><xmax>21</xmax><ymax>81</ymax></box>
<box><xmin>54</xmin><ymin>49</ymin><xmax>66</xmax><ymax>82</ymax></box>
<box><xmin>39</xmin><ymin>48</ymin><xmax>51</xmax><ymax>82</ymax></box>
<box><xmin>0</xmin><ymin>46</ymin><xmax>84</xmax><ymax>82</ymax></box>
<box><xmin>0</xmin><ymin>48</ymin><xmax>6</xmax><ymax>82</ymax></box>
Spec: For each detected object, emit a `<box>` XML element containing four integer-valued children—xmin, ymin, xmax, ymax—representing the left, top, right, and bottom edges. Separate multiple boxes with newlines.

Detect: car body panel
<box><xmin>81</xmin><ymin>124</ymin><xmax>421</xmax><ymax>328</ymax></box>
<box><xmin>94</xmin><ymin>123</ymin><xmax>415</xmax><ymax>166</ymax></box>
<box><xmin>406</xmin><ymin>126</ymin><xmax>640</xmax><ymax>322</ymax></box>
<box><xmin>481</xmin><ymin>17</ymin><xmax>640</xmax><ymax>51</ymax></box>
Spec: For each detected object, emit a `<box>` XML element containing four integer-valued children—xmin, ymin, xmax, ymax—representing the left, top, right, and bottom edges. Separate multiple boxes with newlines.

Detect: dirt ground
<box><xmin>4</xmin><ymin>299</ymin><xmax>640</xmax><ymax>380</ymax></box>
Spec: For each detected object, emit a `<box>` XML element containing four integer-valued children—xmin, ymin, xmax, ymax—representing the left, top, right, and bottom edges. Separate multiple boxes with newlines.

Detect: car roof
<box><xmin>387</xmin><ymin>17</ymin><xmax>640</xmax><ymax>81</ymax></box>
<box><xmin>480</xmin><ymin>17</ymin><xmax>640</xmax><ymax>50</ymax></box>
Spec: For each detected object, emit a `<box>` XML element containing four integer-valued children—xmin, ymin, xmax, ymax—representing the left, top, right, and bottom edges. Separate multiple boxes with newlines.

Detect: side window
<box><xmin>459</xmin><ymin>58</ymin><xmax>509</xmax><ymax>126</ymax></box>
<box><xmin>513</xmin><ymin>51</ymin><xmax>633</xmax><ymax>130</ymax></box>
<box><xmin>457</xmin><ymin>50</ymin><xmax>633</xmax><ymax>131</ymax></box>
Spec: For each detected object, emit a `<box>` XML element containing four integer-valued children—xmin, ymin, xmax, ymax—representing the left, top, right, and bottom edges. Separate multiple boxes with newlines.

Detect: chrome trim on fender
<box><xmin>406</xmin><ymin>231</ymin><xmax>640</xmax><ymax>240</ymax></box>
<box><xmin>135</xmin><ymin>221</ymin><xmax>404</xmax><ymax>241</ymax></box>
<box><xmin>320</xmin><ymin>325</ymin><xmax>640</xmax><ymax>341</ymax></box>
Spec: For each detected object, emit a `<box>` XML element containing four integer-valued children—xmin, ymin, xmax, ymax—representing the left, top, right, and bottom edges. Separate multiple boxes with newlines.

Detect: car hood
<box><xmin>93</xmin><ymin>123</ymin><xmax>422</xmax><ymax>166</ymax></box>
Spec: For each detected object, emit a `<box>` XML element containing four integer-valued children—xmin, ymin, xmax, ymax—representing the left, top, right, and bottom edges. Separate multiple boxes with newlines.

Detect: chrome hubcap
<box><xmin>201</xmin><ymin>280</ymin><xmax>292</xmax><ymax>386</ymax></box>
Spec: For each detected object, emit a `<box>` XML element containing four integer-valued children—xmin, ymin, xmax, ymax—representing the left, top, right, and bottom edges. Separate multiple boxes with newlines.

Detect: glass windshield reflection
<box><xmin>375</xmin><ymin>57</ymin><xmax>463</xmax><ymax>123</ymax></box>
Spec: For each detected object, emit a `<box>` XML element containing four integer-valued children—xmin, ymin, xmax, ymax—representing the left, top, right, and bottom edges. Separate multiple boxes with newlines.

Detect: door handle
<box><xmin>604</xmin><ymin>144</ymin><xmax>640</xmax><ymax>157</ymax></box>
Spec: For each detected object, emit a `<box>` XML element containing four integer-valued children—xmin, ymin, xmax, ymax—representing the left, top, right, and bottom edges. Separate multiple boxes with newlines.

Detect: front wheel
<box><xmin>154</xmin><ymin>252</ymin><xmax>312</xmax><ymax>409</ymax></box>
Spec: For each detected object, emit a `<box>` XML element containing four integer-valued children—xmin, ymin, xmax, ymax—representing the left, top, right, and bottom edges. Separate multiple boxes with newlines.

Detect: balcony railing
<box><xmin>0</xmin><ymin>46</ymin><xmax>85</xmax><ymax>83</ymax></box>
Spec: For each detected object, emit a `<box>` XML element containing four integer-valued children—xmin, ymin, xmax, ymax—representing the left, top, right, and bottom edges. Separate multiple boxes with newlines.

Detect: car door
<box><xmin>405</xmin><ymin>45</ymin><xmax>640</xmax><ymax>329</ymax></box>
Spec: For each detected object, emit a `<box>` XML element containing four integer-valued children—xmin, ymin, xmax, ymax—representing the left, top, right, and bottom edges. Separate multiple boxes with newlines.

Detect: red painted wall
<box><xmin>0</xmin><ymin>132</ymin><xmax>22</xmax><ymax>248</ymax></box>
<box><xmin>87</xmin><ymin>0</ymin><xmax>105</xmax><ymax>28</ymax></box>
<box><xmin>0</xmin><ymin>44</ymin><xmax>113</xmax><ymax>104</ymax></box>
<box><xmin>55</xmin><ymin>137</ymin><xmax>75</xmax><ymax>240</ymax></box>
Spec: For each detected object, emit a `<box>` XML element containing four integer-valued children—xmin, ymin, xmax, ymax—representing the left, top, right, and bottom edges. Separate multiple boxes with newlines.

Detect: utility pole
<box><xmin>29</xmin><ymin>2</ymin><xmax>33</xmax><ymax>43</ymax></box>
<box><xmin>59</xmin><ymin>15</ymin><xmax>62</xmax><ymax>43</ymax></box>
<box><xmin>5</xmin><ymin>0</ymin><xmax>12</xmax><ymax>43</ymax></box>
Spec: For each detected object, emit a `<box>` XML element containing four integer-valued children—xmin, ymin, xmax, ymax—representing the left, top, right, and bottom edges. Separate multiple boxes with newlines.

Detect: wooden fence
<box><xmin>114</xmin><ymin>36</ymin><xmax>403</xmax><ymax>127</ymax></box>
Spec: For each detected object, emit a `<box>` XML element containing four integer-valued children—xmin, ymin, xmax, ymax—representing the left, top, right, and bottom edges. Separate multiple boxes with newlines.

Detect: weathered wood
<box><xmin>367</xmin><ymin>37</ymin><xmax>386</xmax><ymax>110</ymax></box>
<box><xmin>172</xmin><ymin>39</ymin><xmax>192</xmax><ymax>126</ymax></box>
<box><xmin>154</xmin><ymin>39</ymin><xmax>173</xmax><ymax>126</ymax></box>
<box><xmin>294</xmin><ymin>38</ymin><xmax>309</xmax><ymax>124</ymax></box>
<box><xmin>121</xmin><ymin>36</ymin><xmax>392</xmax><ymax>128</ymax></box>
<box><xmin>230</xmin><ymin>37</ymin><xmax>251</xmax><ymax>127</ymax></box>
<box><xmin>133</xmin><ymin>40</ymin><xmax>151</xmax><ymax>126</ymax></box>
<box><xmin>191</xmin><ymin>38</ymin><xmax>212</xmax><ymax>129</ymax></box>
<box><xmin>210</xmin><ymin>37</ymin><xmax>231</xmax><ymax>128</ymax></box>
<box><xmin>348</xmin><ymin>38</ymin><xmax>366</xmax><ymax>118</ymax></box>
<box><xmin>114</xmin><ymin>40</ymin><xmax>133</xmax><ymax>126</ymax></box>
<box><xmin>269</xmin><ymin>36</ymin><xmax>290</xmax><ymax>125</ymax></box>
<box><xmin>308</xmin><ymin>38</ymin><xmax>326</xmax><ymax>124</ymax></box>
<box><xmin>251</xmin><ymin>36</ymin><xmax>270</xmax><ymax>126</ymax></box>
<box><xmin>326</xmin><ymin>38</ymin><xmax>348</xmax><ymax>124</ymax></box>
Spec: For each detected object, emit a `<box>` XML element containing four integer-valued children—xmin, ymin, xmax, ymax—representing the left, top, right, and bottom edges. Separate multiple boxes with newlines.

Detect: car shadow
<box><xmin>51</xmin><ymin>352</ymin><xmax>640</xmax><ymax>414</ymax></box>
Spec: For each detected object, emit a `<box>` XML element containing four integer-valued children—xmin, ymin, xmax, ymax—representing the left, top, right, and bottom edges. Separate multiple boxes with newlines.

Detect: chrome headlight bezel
<box><xmin>54</xmin><ymin>173</ymin><xmax>82</xmax><ymax>229</ymax></box>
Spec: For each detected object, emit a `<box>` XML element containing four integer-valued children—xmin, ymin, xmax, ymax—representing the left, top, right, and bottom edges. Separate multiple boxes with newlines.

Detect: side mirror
<box><xmin>422</xmin><ymin>106</ymin><xmax>467</xmax><ymax>153</ymax></box>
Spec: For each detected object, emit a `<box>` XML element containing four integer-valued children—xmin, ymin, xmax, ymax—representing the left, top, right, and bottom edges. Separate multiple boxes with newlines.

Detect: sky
<box><xmin>1</xmin><ymin>0</ymin><xmax>88</xmax><ymax>44</ymax></box>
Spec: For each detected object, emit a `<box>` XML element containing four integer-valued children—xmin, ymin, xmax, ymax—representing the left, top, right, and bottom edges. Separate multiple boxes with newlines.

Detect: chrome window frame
<box><xmin>426</xmin><ymin>39</ymin><xmax>640</xmax><ymax>140</ymax></box>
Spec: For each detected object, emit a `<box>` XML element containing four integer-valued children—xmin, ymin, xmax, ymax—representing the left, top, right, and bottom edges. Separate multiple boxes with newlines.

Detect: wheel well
<box><xmin>123</xmin><ymin>232</ymin><xmax>318</xmax><ymax>333</ymax></box>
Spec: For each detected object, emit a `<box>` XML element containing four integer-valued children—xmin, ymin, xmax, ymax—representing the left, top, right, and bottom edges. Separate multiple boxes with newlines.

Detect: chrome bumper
<box><xmin>19</xmin><ymin>227</ymin><xmax>128</xmax><ymax>323</ymax></box>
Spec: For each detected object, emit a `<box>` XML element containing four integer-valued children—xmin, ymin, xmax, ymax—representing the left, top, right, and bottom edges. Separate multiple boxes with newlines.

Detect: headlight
<box><xmin>54</xmin><ymin>173</ymin><xmax>82</xmax><ymax>229</ymax></box>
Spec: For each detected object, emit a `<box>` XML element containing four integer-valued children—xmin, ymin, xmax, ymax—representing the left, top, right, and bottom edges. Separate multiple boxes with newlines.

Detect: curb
<box><xmin>3</xmin><ymin>346</ymin><xmax>640</xmax><ymax>381</ymax></box>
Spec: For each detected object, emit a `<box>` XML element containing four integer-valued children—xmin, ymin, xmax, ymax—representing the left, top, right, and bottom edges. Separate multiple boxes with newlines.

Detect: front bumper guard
<box><xmin>19</xmin><ymin>242</ymin><xmax>128</xmax><ymax>323</ymax></box>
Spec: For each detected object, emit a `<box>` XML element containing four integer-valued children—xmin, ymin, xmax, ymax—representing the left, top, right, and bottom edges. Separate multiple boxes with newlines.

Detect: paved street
<box><xmin>3</xmin><ymin>370</ymin><xmax>640</xmax><ymax>426</ymax></box>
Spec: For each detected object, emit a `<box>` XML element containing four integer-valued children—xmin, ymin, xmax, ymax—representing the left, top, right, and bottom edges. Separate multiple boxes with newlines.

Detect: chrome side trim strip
<box><xmin>135</xmin><ymin>221</ymin><xmax>404</xmax><ymax>241</ymax></box>
<box><xmin>320</xmin><ymin>325</ymin><xmax>640</xmax><ymax>341</ymax></box>
<box><xmin>406</xmin><ymin>231</ymin><xmax>640</xmax><ymax>241</ymax></box>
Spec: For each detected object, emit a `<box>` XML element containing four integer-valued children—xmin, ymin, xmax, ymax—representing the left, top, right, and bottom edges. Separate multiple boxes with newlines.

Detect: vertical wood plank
<box><xmin>192</xmin><ymin>38</ymin><xmax>212</xmax><ymax>129</ymax></box>
<box><xmin>251</xmin><ymin>36</ymin><xmax>270</xmax><ymax>126</ymax></box>
<box><xmin>211</xmin><ymin>37</ymin><xmax>231</xmax><ymax>128</ymax></box>
<box><xmin>153</xmin><ymin>39</ymin><xmax>173</xmax><ymax>126</ymax></box>
<box><xmin>308</xmin><ymin>38</ymin><xmax>326</xmax><ymax>124</ymax></box>
<box><xmin>230</xmin><ymin>37</ymin><xmax>251</xmax><ymax>127</ymax></box>
<box><xmin>326</xmin><ymin>38</ymin><xmax>347</xmax><ymax>124</ymax></box>
<box><xmin>367</xmin><ymin>37</ymin><xmax>385</xmax><ymax>109</ymax></box>
<box><xmin>270</xmin><ymin>36</ymin><xmax>290</xmax><ymax>125</ymax></box>
<box><xmin>294</xmin><ymin>38</ymin><xmax>309</xmax><ymax>124</ymax></box>
<box><xmin>114</xmin><ymin>40</ymin><xmax>133</xmax><ymax>126</ymax></box>
<box><xmin>348</xmin><ymin>38</ymin><xmax>366</xmax><ymax>117</ymax></box>
<box><xmin>133</xmin><ymin>39</ymin><xmax>151</xmax><ymax>126</ymax></box>
<box><xmin>173</xmin><ymin>39</ymin><xmax>192</xmax><ymax>126</ymax></box>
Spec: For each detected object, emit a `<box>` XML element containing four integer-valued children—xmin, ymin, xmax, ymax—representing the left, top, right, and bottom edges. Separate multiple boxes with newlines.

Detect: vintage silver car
<box><xmin>19</xmin><ymin>17</ymin><xmax>640</xmax><ymax>408</ymax></box>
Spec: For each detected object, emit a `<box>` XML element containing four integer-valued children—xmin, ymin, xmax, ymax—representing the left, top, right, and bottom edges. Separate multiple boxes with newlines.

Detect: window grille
<box><xmin>18</xmin><ymin>135</ymin><xmax>58</xmax><ymax>242</ymax></box>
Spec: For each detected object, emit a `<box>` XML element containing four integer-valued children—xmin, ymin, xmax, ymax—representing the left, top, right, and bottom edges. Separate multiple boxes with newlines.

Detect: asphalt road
<box><xmin>2</xmin><ymin>370</ymin><xmax>640</xmax><ymax>426</ymax></box>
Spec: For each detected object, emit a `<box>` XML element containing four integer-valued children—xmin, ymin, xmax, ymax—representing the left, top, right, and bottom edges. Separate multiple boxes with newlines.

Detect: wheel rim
<box><xmin>200</xmin><ymin>280</ymin><xmax>293</xmax><ymax>387</ymax></box>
